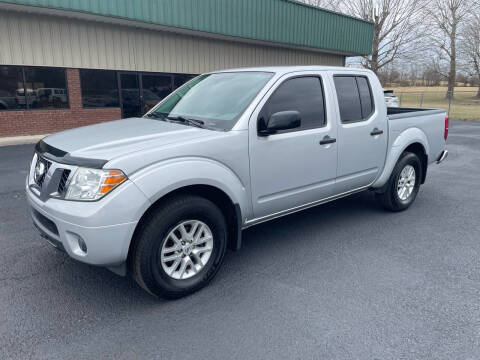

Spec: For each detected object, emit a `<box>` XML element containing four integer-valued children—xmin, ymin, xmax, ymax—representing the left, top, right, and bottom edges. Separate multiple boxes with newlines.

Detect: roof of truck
<box><xmin>213</xmin><ymin>66</ymin><xmax>373</xmax><ymax>75</ymax></box>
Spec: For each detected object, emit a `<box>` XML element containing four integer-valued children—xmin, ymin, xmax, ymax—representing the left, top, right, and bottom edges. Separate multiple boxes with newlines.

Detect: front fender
<box><xmin>129</xmin><ymin>157</ymin><xmax>251</xmax><ymax>221</ymax></box>
<box><xmin>372</xmin><ymin>127</ymin><xmax>429</xmax><ymax>188</ymax></box>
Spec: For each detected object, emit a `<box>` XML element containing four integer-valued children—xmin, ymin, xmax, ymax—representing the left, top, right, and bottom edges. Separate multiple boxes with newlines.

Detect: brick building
<box><xmin>0</xmin><ymin>0</ymin><xmax>373</xmax><ymax>138</ymax></box>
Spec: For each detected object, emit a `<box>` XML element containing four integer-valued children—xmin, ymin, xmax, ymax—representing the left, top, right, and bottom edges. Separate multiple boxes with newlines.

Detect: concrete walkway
<box><xmin>0</xmin><ymin>134</ymin><xmax>47</xmax><ymax>147</ymax></box>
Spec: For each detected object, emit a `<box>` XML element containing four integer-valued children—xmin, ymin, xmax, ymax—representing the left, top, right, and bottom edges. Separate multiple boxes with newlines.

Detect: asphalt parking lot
<box><xmin>1</xmin><ymin>120</ymin><xmax>479</xmax><ymax>359</ymax></box>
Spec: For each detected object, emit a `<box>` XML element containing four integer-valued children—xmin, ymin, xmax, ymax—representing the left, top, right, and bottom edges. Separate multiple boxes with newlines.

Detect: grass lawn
<box><xmin>391</xmin><ymin>86</ymin><xmax>480</xmax><ymax>121</ymax></box>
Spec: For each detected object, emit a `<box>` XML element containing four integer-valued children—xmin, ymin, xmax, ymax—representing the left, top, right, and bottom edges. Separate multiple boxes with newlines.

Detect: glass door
<box><xmin>119</xmin><ymin>72</ymin><xmax>142</xmax><ymax>118</ymax></box>
<box><xmin>141</xmin><ymin>74</ymin><xmax>173</xmax><ymax>113</ymax></box>
<box><xmin>118</xmin><ymin>72</ymin><xmax>194</xmax><ymax>118</ymax></box>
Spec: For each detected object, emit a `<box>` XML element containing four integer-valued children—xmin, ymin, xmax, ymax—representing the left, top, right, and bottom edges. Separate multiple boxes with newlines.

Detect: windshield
<box><xmin>148</xmin><ymin>71</ymin><xmax>274</xmax><ymax>130</ymax></box>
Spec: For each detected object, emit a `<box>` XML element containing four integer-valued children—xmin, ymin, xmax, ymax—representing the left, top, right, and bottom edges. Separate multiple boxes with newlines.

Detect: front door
<box><xmin>119</xmin><ymin>73</ymin><xmax>142</xmax><ymax>118</ymax></box>
<box><xmin>249</xmin><ymin>74</ymin><xmax>338</xmax><ymax>219</ymax></box>
<box><xmin>332</xmin><ymin>74</ymin><xmax>388</xmax><ymax>193</ymax></box>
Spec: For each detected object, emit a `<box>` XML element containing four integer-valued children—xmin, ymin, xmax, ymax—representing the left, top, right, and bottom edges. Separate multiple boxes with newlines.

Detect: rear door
<box><xmin>249</xmin><ymin>72</ymin><xmax>338</xmax><ymax>219</ymax></box>
<box><xmin>333</xmin><ymin>74</ymin><xmax>388</xmax><ymax>193</ymax></box>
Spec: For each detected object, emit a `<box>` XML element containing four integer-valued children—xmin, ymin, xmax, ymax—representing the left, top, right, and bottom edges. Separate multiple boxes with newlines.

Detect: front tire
<box><xmin>375</xmin><ymin>152</ymin><xmax>422</xmax><ymax>212</ymax></box>
<box><xmin>130</xmin><ymin>195</ymin><xmax>227</xmax><ymax>299</ymax></box>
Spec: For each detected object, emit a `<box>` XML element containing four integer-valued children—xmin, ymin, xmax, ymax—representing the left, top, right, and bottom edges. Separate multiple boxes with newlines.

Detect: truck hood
<box><xmin>42</xmin><ymin>117</ymin><xmax>216</xmax><ymax>162</ymax></box>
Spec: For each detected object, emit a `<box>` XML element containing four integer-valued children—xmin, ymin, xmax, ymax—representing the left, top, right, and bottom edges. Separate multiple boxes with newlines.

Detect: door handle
<box><xmin>319</xmin><ymin>136</ymin><xmax>336</xmax><ymax>145</ymax></box>
<box><xmin>370</xmin><ymin>128</ymin><xmax>384</xmax><ymax>136</ymax></box>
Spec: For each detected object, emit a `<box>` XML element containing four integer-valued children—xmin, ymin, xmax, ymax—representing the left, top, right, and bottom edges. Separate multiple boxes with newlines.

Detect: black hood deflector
<box><xmin>35</xmin><ymin>140</ymin><xmax>108</xmax><ymax>169</ymax></box>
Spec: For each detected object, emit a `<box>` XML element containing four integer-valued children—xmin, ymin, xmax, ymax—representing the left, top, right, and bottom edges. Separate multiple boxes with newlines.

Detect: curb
<box><xmin>0</xmin><ymin>134</ymin><xmax>48</xmax><ymax>147</ymax></box>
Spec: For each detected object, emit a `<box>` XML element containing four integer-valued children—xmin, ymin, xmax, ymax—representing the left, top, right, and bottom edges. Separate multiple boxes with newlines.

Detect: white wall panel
<box><xmin>0</xmin><ymin>10</ymin><xmax>344</xmax><ymax>72</ymax></box>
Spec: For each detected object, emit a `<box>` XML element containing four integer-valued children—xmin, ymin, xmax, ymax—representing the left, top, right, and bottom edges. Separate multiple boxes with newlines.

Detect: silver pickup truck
<box><xmin>27</xmin><ymin>66</ymin><xmax>448</xmax><ymax>298</ymax></box>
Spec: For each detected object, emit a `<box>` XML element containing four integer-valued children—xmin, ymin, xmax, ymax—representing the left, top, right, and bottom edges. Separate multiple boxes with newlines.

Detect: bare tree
<box><xmin>301</xmin><ymin>0</ymin><xmax>428</xmax><ymax>75</ymax></box>
<box><xmin>456</xmin><ymin>72</ymin><xmax>470</xmax><ymax>86</ymax></box>
<box><xmin>427</xmin><ymin>0</ymin><xmax>472</xmax><ymax>99</ymax></box>
<box><xmin>459</xmin><ymin>13</ymin><xmax>480</xmax><ymax>97</ymax></box>
<box><xmin>300</xmin><ymin>0</ymin><xmax>331</xmax><ymax>7</ymax></box>
<box><xmin>423</xmin><ymin>64</ymin><xmax>443</xmax><ymax>86</ymax></box>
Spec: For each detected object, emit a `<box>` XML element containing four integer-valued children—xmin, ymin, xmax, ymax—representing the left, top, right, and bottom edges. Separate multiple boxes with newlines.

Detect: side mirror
<box><xmin>259</xmin><ymin>110</ymin><xmax>301</xmax><ymax>136</ymax></box>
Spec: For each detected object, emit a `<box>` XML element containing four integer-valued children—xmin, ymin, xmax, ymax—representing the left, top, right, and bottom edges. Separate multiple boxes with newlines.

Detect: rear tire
<box><xmin>375</xmin><ymin>151</ymin><xmax>422</xmax><ymax>212</ymax></box>
<box><xmin>130</xmin><ymin>195</ymin><xmax>227</xmax><ymax>299</ymax></box>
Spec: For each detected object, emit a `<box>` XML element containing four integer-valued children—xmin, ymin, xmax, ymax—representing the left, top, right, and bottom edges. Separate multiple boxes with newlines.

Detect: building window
<box><xmin>141</xmin><ymin>74</ymin><xmax>173</xmax><ymax>113</ymax></box>
<box><xmin>80</xmin><ymin>70</ymin><xmax>119</xmax><ymax>108</ymax></box>
<box><xmin>0</xmin><ymin>66</ymin><xmax>26</xmax><ymax>110</ymax></box>
<box><xmin>24</xmin><ymin>67</ymin><xmax>68</xmax><ymax>109</ymax></box>
<box><xmin>0</xmin><ymin>66</ymin><xmax>68</xmax><ymax>111</ymax></box>
<box><xmin>173</xmin><ymin>74</ymin><xmax>196</xmax><ymax>89</ymax></box>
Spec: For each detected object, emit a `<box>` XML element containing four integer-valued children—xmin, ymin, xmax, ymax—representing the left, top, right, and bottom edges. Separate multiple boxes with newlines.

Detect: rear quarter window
<box><xmin>357</xmin><ymin>77</ymin><xmax>374</xmax><ymax>118</ymax></box>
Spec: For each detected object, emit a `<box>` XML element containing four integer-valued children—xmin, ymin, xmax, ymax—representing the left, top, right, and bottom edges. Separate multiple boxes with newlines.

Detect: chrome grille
<box><xmin>29</xmin><ymin>154</ymin><xmax>76</xmax><ymax>201</ymax></box>
<box><xmin>57</xmin><ymin>169</ymin><xmax>71</xmax><ymax>195</ymax></box>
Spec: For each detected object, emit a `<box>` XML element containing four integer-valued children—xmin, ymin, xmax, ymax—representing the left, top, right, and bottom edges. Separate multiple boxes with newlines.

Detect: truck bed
<box><xmin>387</xmin><ymin>107</ymin><xmax>446</xmax><ymax>165</ymax></box>
<box><xmin>387</xmin><ymin>107</ymin><xmax>445</xmax><ymax>119</ymax></box>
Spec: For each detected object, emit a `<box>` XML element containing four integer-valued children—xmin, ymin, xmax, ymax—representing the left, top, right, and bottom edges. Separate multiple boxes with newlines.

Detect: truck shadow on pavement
<box><xmin>53</xmin><ymin>190</ymin><xmax>386</xmax><ymax>304</ymax></box>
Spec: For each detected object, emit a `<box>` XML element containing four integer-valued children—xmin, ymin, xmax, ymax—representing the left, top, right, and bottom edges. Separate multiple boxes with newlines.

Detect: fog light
<box><xmin>78</xmin><ymin>237</ymin><xmax>87</xmax><ymax>253</ymax></box>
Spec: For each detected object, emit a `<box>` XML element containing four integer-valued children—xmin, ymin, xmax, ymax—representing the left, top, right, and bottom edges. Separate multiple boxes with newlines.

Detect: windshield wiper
<box><xmin>166</xmin><ymin>115</ymin><xmax>205</xmax><ymax>128</ymax></box>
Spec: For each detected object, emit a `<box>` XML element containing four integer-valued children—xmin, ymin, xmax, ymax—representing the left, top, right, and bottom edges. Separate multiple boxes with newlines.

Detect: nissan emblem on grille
<box><xmin>34</xmin><ymin>161</ymin><xmax>45</xmax><ymax>182</ymax></box>
<box><xmin>34</xmin><ymin>157</ymin><xmax>50</xmax><ymax>187</ymax></box>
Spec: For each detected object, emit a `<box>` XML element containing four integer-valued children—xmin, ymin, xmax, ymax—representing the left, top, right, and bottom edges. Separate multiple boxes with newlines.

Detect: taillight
<box><xmin>444</xmin><ymin>115</ymin><xmax>449</xmax><ymax>140</ymax></box>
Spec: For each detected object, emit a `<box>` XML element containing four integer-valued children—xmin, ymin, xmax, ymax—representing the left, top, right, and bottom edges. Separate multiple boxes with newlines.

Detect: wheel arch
<box><xmin>373</xmin><ymin>127</ymin><xmax>430</xmax><ymax>190</ymax></box>
<box><xmin>127</xmin><ymin>184</ymin><xmax>242</xmax><ymax>271</ymax></box>
<box><xmin>403</xmin><ymin>142</ymin><xmax>428</xmax><ymax>184</ymax></box>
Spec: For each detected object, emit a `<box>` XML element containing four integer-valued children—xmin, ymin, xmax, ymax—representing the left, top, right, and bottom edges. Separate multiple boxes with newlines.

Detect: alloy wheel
<box><xmin>397</xmin><ymin>165</ymin><xmax>416</xmax><ymax>201</ymax></box>
<box><xmin>160</xmin><ymin>220</ymin><xmax>214</xmax><ymax>280</ymax></box>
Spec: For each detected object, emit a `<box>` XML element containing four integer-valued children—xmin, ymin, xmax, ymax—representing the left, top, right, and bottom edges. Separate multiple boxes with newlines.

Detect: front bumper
<box><xmin>27</xmin><ymin>179</ymin><xmax>150</xmax><ymax>267</ymax></box>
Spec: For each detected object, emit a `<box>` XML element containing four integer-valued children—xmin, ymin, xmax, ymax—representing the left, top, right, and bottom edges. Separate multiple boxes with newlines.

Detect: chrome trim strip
<box><xmin>244</xmin><ymin>185</ymin><xmax>370</xmax><ymax>228</ymax></box>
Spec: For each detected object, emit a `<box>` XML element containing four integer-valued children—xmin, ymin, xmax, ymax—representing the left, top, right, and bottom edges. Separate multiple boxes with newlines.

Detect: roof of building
<box><xmin>0</xmin><ymin>0</ymin><xmax>373</xmax><ymax>56</ymax></box>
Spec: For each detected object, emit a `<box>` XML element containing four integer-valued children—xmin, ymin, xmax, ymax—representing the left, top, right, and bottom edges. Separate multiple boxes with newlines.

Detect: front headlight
<box><xmin>65</xmin><ymin>168</ymin><xmax>127</xmax><ymax>201</ymax></box>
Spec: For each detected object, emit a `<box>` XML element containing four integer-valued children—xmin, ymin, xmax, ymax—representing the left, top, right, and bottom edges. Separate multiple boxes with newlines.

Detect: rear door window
<box><xmin>334</xmin><ymin>75</ymin><xmax>374</xmax><ymax>123</ymax></box>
